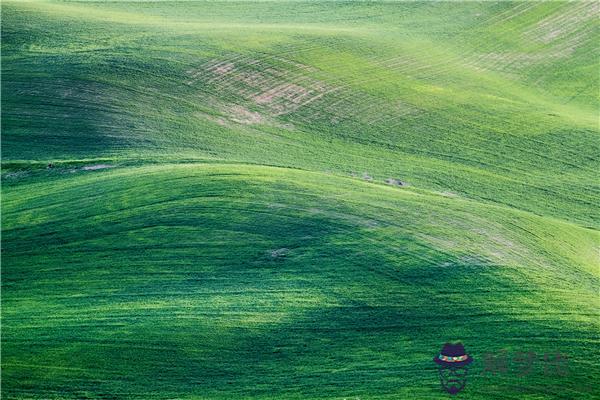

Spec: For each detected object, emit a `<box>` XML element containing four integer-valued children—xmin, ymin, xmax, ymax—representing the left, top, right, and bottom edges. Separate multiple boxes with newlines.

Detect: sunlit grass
<box><xmin>2</xmin><ymin>1</ymin><xmax>599</xmax><ymax>398</ymax></box>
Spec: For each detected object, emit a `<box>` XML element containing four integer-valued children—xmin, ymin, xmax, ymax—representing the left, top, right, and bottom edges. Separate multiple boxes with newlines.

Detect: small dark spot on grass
<box><xmin>385</xmin><ymin>178</ymin><xmax>406</xmax><ymax>186</ymax></box>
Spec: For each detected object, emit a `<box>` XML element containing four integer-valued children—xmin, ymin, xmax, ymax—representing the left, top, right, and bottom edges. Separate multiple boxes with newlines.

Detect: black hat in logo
<box><xmin>434</xmin><ymin>342</ymin><xmax>473</xmax><ymax>367</ymax></box>
<box><xmin>434</xmin><ymin>342</ymin><xmax>473</xmax><ymax>395</ymax></box>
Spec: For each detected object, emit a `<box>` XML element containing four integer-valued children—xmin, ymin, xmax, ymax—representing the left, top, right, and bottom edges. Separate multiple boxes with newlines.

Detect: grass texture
<box><xmin>2</xmin><ymin>1</ymin><xmax>599</xmax><ymax>399</ymax></box>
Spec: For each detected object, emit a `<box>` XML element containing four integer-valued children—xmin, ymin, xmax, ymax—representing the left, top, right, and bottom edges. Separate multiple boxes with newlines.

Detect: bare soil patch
<box><xmin>270</xmin><ymin>248</ymin><xmax>290</xmax><ymax>259</ymax></box>
<box><xmin>81</xmin><ymin>164</ymin><xmax>113</xmax><ymax>171</ymax></box>
<box><xmin>225</xmin><ymin>105</ymin><xmax>264</xmax><ymax>125</ymax></box>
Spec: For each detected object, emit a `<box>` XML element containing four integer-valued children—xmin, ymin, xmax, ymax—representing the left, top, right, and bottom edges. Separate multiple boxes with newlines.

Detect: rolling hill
<box><xmin>2</xmin><ymin>1</ymin><xmax>599</xmax><ymax>399</ymax></box>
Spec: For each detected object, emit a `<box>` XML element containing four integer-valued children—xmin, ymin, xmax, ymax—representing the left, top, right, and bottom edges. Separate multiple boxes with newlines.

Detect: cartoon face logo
<box><xmin>434</xmin><ymin>342</ymin><xmax>473</xmax><ymax>395</ymax></box>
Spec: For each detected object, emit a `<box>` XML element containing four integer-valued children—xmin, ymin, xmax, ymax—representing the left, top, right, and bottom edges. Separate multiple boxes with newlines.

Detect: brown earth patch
<box><xmin>226</xmin><ymin>105</ymin><xmax>264</xmax><ymax>125</ymax></box>
<box><xmin>186</xmin><ymin>56</ymin><xmax>332</xmax><ymax>117</ymax></box>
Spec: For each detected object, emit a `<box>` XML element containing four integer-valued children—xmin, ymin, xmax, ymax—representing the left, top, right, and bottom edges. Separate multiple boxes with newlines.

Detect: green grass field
<box><xmin>2</xmin><ymin>1</ymin><xmax>599</xmax><ymax>399</ymax></box>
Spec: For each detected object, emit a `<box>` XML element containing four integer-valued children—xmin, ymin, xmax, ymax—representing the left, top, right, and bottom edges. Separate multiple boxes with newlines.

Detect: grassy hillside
<box><xmin>3</xmin><ymin>164</ymin><xmax>599</xmax><ymax>399</ymax></box>
<box><xmin>3</xmin><ymin>1</ymin><xmax>599</xmax><ymax>226</ymax></box>
<box><xmin>2</xmin><ymin>1</ymin><xmax>599</xmax><ymax>399</ymax></box>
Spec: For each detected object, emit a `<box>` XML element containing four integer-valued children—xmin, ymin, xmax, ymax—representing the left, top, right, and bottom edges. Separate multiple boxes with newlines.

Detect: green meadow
<box><xmin>2</xmin><ymin>1</ymin><xmax>599</xmax><ymax>398</ymax></box>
